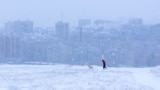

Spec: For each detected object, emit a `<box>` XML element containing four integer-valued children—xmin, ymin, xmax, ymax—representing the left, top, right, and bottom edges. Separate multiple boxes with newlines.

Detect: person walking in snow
<box><xmin>102</xmin><ymin>59</ymin><xmax>106</xmax><ymax>69</ymax></box>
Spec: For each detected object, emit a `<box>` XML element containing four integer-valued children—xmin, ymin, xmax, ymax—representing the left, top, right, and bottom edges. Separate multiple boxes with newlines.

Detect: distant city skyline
<box><xmin>0</xmin><ymin>0</ymin><xmax>160</xmax><ymax>27</ymax></box>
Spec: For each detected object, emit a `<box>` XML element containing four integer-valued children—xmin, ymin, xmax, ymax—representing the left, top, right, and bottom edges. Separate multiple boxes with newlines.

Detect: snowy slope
<box><xmin>0</xmin><ymin>64</ymin><xmax>160</xmax><ymax>90</ymax></box>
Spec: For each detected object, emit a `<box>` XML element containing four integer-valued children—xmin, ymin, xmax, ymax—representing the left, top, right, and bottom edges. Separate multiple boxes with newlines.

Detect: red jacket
<box><xmin>102</xmin><ymin>60</ymin><xmax>106</xmax><ymax>66</ymax></box>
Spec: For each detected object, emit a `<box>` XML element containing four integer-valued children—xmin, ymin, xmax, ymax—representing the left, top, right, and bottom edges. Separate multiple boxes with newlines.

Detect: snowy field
<box><xmin>0</xmin><ymin>64</ymin><xmax>160</xmax><ymax>90</ymax></box>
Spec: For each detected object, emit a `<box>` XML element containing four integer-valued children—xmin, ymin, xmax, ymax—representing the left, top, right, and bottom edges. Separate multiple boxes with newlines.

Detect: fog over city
<box><xmin>1</xmin><ymin>1</ymin><xmax>160</xmax><ymax>90</ymax></box>
<box><xmin>0</xmin><ymin>0</ymin><xmax>160</xmax><ymax>67</ymax></box>
<box><xmin>0</xmin><ymin>0</ymin><xmax>160</xmax><ymax>66</ymax></box>
<box><xmin>0</xmin><ymin>0</ymin><xmax>160</xmax><ymax>27</ymax></box>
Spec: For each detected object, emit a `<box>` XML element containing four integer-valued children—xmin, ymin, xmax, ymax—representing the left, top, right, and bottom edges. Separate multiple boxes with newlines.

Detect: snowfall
<box><xmin>0</xmin><ymin>64</ymin><xmax>160</xmax><ymax>90</ymax></box>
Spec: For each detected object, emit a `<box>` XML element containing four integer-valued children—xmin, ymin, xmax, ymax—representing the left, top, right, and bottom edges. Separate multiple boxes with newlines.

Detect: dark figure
<box><xmin>102</xmin><ymin>59</ymin><xmax>106</xmax><ymax>69</ymax></box>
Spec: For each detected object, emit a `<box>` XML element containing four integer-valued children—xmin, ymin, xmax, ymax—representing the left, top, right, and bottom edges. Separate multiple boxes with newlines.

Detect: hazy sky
<box><xmin>0</xmin><ymin>0</ymin><xmax>160</xmax><ymax>27</ymax></box>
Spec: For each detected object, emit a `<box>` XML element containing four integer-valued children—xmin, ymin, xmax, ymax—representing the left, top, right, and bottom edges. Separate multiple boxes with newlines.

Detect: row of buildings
<box><xmin>0</xmin><ymin>19</ymin><xmax>160</xmax><ymax>66</ymax></box>
<box><xmin>0</xmin><ymin>20</ymin><xmax>70</xmax><ymax>62</ymax></box>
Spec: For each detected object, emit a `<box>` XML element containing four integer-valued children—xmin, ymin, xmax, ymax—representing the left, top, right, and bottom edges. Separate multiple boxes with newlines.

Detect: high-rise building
<box><xmin>55</xmin><ymin>21</ymin><xmax>69</xmax><ymax>39</ymax></box>
<box><xmin>0</xmin><ymin>34</ymin><xmax>20</xmax><ymax>60</ymax></box>
<box><xmin>5</xmin><ymin>20</ymin><xmax>33</xmax><ymax>33</ymax></box>
<box><xmin>128</xmin><ymin>18</ymin><xmax>143</xmax><ymax>27</ymax></box>
<box><xmin>78</xmin><ymin>19</ymin><xmax>91</xmax><ymax>27</ymax></box>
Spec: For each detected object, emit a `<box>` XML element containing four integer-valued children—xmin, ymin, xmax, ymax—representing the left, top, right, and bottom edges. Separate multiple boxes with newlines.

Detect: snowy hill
<box><xmin>0</xmin><ymin>65</ymin><xmax>160</xmax><ymax>90</ymax></box>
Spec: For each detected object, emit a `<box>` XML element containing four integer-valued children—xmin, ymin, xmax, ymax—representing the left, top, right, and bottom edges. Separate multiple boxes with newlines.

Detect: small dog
<box><xmin>88</xmin><ymin>65</ymin><xmax>93</xmax><ymax>69</ymax></box>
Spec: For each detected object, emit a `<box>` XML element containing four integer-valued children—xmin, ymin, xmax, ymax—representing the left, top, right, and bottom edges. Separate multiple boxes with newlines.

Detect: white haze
<box><xmin>0</xmin><ymin>0</ymin><xmax>160</xmax><ymax>27</ymax></box>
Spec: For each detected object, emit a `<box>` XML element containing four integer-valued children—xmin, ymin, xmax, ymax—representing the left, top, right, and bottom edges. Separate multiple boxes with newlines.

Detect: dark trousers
<box><xmin>103</xmin><ymin>65</ymin><xmax>106</xmax><ymax>69</ymax></box>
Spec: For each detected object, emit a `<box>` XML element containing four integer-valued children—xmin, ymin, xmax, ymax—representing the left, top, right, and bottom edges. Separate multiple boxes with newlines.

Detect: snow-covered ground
<box><xmin>0</xmin><ymin>64</ymin><xmax>160</xmax><ymax>90</ymax></box>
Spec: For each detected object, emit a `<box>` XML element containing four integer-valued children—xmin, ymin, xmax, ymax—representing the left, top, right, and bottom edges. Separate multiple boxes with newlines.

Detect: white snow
<box><xmin>132</xmin><ymin>68</ymin><xmax>160</xmax><ymax>90</ymax></box>
<box><xmin>0</xmin><ymin>64</ymin><xmax>160</xmax><ymax>90</ymax></box>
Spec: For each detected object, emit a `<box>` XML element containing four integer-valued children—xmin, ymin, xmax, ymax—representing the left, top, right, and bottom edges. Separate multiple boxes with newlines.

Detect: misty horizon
<box><xmin>0</xmin><ymin>0</ymin><xmax>160</xmax><ymax>27</ymax></box>
<box><xmin>0</xmin><ymin>18</ymin><xmax>159</xmax><ymax>28</ymax></box>
<box><xmin>0</xmin><ymin>0</ymin><xmax>160</xmax><ymax>67</ymax></box>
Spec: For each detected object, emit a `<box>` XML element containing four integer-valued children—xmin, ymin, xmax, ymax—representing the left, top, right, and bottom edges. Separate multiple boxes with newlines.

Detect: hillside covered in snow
<box><xmin>0</xmin><ymin>64</ymin><xmax>160</xmax><ymax>90</ymax></box>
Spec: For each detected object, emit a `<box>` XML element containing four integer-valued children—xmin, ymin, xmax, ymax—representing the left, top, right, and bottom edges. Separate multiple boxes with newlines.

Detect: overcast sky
<box><xmin>0</xmin><ymin>0</ymin><xmax>160</xmax><ymax>27</ymax></box>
